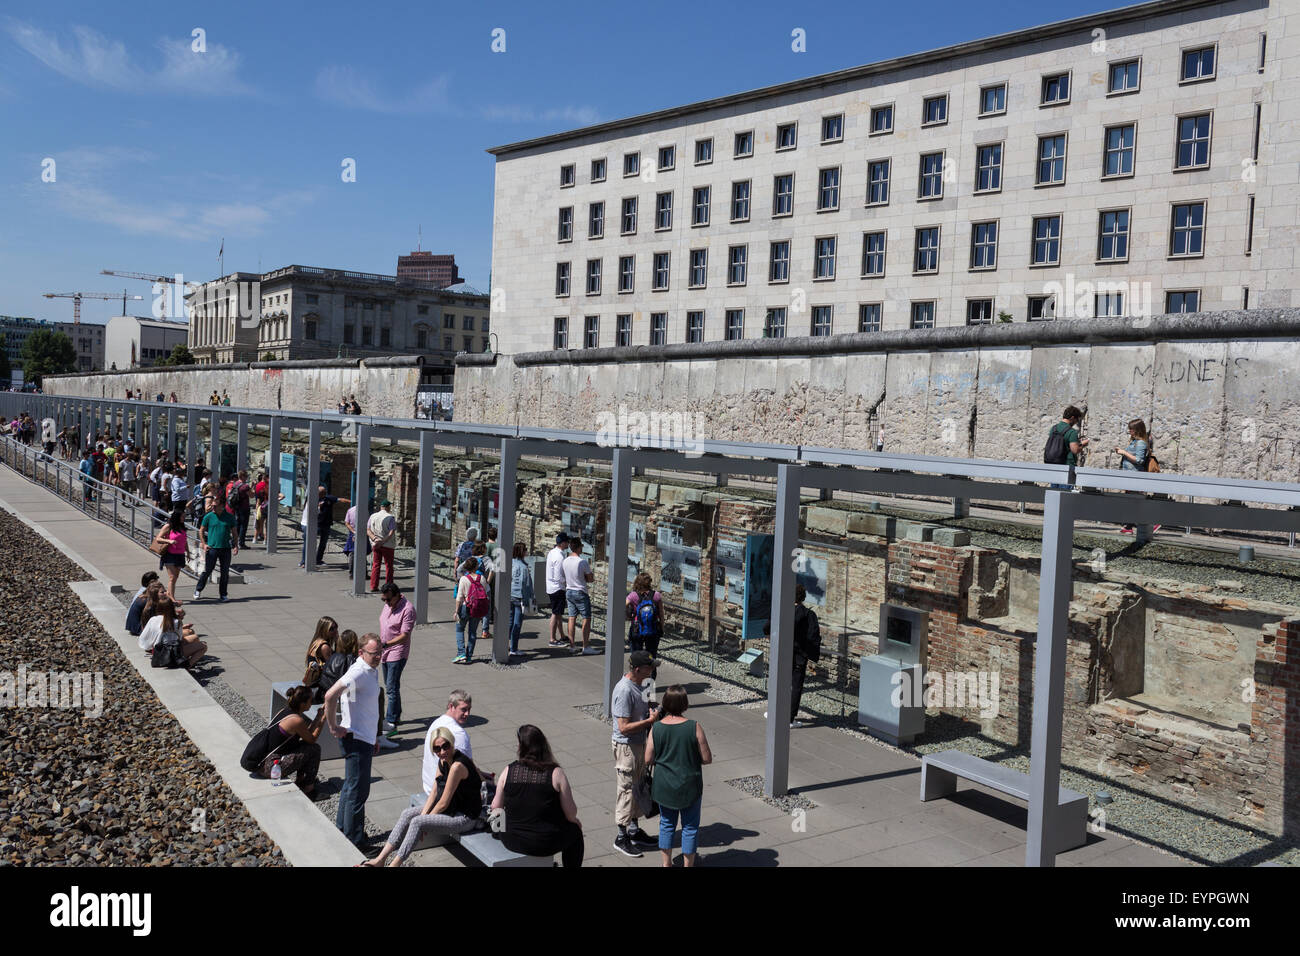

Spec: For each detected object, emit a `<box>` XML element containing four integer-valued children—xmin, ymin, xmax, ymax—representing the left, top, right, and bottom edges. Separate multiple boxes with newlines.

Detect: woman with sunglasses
<box><xmin>359</xmin><ymin>725</ymin><xmax>484</xmax><ymax>867</ymax></box>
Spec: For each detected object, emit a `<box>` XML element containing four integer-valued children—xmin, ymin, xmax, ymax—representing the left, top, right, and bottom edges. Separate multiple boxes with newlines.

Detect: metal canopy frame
<box><xmin>8</xmin><ymin>391</ymin><xmax>1300</xmax><ymax>867</ymax></box>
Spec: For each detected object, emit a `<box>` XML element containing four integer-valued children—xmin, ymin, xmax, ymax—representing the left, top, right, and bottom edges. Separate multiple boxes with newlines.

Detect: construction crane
<box><xmin>100</xmin><ymin>268</ymin><xmax>179</xmax><ymax>286</ymax></box>
<box><xmin>43</xmin><ymin>290</ymin><xmax>143</xmax><ymax>325</ymax></box>
<box><xmin>101</xmin><ymin>269</ymin><xmax>191</xmax><ymax>321</ymax></box>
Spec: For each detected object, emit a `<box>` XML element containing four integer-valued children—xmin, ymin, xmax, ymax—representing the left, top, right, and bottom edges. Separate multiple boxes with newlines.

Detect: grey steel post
<box><xmin>237</xmin><ymin>414</ymin><xmax>249</xmax><ymax>473</ymax></box>
<box><xmin>266</xmin><ymin>417</ymin><xmax>280</xmax><ymax>554</ymax></box>
<box><xmin>304</xmin><ymin>420</ymin><xmax>321</xmax><ymax>571</ymax></box>
<box><xmin>765</xmin><ymin>462</ymin><xmax>801</xmax><ymax>798</ymax></box>
<box><xmin>954</xmin><ymin>497</ymin><xmax>970</xmax><ymax>518</ymax></box>
<box><xmin>186</xmin><ymin>408</ymin><xmax>198</xmax><ymax>474</ymax></box>
<box><xmin>603</xmin><ymin>447</ymin><xmax>634</xmax><ymax>715</ymax></box>
<box><xmin>494</xmin><ymin>439</ymin><xmax>521</xmax><ymax>663</ymax></box>
<box><xmin>1026</xmin><ymin>489</ymin><xmax>1076</xmax><ymax>868</ymax></box>
<box><xmin>352</xmin><ymin>425</ymin><xmax>371</xmax><ymax>595</ymax></box>
<box><xmin>414</xmin><ymin>431</ymin><xmax>434</xmax><ymax>624</ymax></box>
<box><xmin>167</xmin><ymin>407</ymin><xmax>177</xmax><ymax>459</ymax></box>
<box><xmin>134</xmin><ymin>402</ymin><xmax>143</xmax><ymax>449</ymax></box>
<box><xmin>208</xmin><ymin>410</ymin><xmax>220</xmax><ymax>477</ymax></box>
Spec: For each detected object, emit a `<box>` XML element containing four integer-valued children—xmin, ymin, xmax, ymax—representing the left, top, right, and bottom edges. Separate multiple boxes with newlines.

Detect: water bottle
<box><xmin>271</xmin><ymin>759</ymin><xmax>284</xmax><ymax>786</ymax></box>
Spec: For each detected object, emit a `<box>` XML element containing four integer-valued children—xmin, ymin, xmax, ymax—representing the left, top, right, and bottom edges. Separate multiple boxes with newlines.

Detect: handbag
<box><xmin>149</xmin><ymin>531</ymin><xmax>169</xmax><ymax>557</ymax></box>
<box><xmin>150</xmin><ymin>629</ymin><xmax>186</xmax><ymax>669</ymax></box>
<box><xmin>634</xmin><ymin>763</ymin><xmax>659</xmax><ymax>819</ymax></box>
<box><xmin>240</xmin><ymin>708</ymin><xmax>296</xmax><ymax>773</ymax></box>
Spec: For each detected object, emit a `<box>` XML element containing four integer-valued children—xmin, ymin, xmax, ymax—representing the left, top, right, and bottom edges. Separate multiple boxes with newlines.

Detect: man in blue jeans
<box><xmin>378</xmin><ymin>582</ymin><xmax>414</xmax><ymax>740</ymax></box>
<box><xmin>324</xmin><ymin>635</ymin><xmax>382</xmax><ymax>846</ymax></box>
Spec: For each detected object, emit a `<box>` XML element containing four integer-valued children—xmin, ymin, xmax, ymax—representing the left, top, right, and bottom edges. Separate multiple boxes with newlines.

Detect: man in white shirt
<box><xmin>324</xmin><ymin>634</ymin><xmax>382</xmax><ymax>847</ymax></box>
<box><xmin>563</xmin><ymin>537</ymin><xmax>597</xmax><ymax>654</ymax></box>
<box><xmin>367</xmin><ymin>499</ymin><xmax>397</xmax><ymax>591</ymax></box>
<box><xmin>421</xmin><ymin>689</ymin><xmax>474</xmax><ymax>795</ymax></box>
<box><xmin>545</xmin><ymin>532</ymin><xmax>570</xmax><ymax>648</ymax></box>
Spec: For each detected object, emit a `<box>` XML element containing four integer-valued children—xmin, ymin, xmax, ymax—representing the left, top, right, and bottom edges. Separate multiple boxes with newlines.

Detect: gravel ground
<box><xmin>0</xmin><ymin>508</ymin><xmax>285</xmax><ymax>866</ymax></box>
<box><xmin>726</xmin><ymin>775</ymin><xmax>816</xmax><ymax>812</ymax></box>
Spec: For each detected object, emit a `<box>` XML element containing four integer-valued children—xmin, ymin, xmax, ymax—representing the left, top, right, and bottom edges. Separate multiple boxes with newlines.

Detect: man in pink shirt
<box><xmin>379</xmin><ymin>582</ymin><xmax>416</xmax><ymax>739</ymax></box>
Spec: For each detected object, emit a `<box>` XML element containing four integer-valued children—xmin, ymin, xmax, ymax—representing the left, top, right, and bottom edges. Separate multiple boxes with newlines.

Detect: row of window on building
<box><xmin>558</xmin><ymin>42</ymin><xmax>1259</xmax><ymax>190</ymax></box>
<box><xmin>557</xmin><ymin>106</ymin><xmax>1253</xmax><ymax>247</ymax></box>
<box><xmin>555</xmin><ymin>194</ymin><xmax>1242</xmax><ymax>295</ymax></box>
<box><xmin>553</xmin><ymin>288</ymin><xmax>1212</xmax><ymax>348</ymax></box>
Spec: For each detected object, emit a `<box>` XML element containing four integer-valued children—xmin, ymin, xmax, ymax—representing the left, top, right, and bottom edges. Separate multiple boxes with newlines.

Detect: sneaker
<box><xmin>192</xmin><ymin>588</ymin><xmax>202</xmax><ymax>601</ymax></box>
<box><xmin>451</xmin><ymin>655</ymin><xmax>466</xmax><ymax>664</ymax></box>
<box><xmin>628</xmin><ymin>828</ymin><xmax>658</xmax><ymax>848</ymax></box>
<box><xmin>376</xmin><ymin>736</ymin><xmax>399</xmax><ymax>750</ymax></box>
<box><xmin>790</xmin><ymin>720</ymin><xmax>805</xmax><ymax>729</ymax></box>
<box><xmin>613</xmin><ymin>834</ymin><xmax>642</xmax><ymax>858</ymax></box>
<box><xmin>385</xmin><ymin>729</ymin><xmax>400</xmax><ymax>740</ymax></box>
<box><xmin>219</xmin><ymin>595</ymin><xmax>228</xmax><ymax>603</ymax></box>
<box><xmin>763</xmin><ymin>711</ymin><xmax>768</xmax><ymax>719</ymax></box>
<box><xmin>571</xmin><ymin>646</ymin><xmax>582</xmax><ymax>654</ymax></box>
<box><xmin>547</xmin><ymin>640</ymin><xmax>566</xmax><ymax>648</ymax></box>
<box><xmin>382</xmin><ymin>720</ymin><xmax>396</xmax><ymax>733</ymax></box>
<box><xmin>582</xmin><ymin>647</ymin><xmax>602</xmax><ymax>655</ymax></box>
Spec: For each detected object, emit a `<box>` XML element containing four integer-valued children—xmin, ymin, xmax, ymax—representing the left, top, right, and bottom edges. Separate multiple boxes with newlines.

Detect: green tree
<box><xmin>158</xmin><ymin>343</ymin><xmax>196</xmax><ymax>366</ymax></box>
<box><xmin>20</xmin><ymin>328</ymin><xmax>76</xmax><ymax>384</ymax></box>
<box><xmin>0</xmin><ymin>334</ymin><xmax>11</xmax><ymax>384</ymax></box>
<box><xmin>261</xmin><ymin>351</ymin><xmax>276</xmax><ymax>362</ymax></box>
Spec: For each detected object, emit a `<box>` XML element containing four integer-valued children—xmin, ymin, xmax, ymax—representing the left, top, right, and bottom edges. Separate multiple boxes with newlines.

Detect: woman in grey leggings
<box><xmin>359</xmin><ymin>726</ymin><xmax>483</xmax><ymax>866</ymax></box>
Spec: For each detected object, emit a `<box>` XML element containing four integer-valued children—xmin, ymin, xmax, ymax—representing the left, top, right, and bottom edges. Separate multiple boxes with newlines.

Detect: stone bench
<box><xmin>451</xmin><ymin>828</ymin><xmax>553</xmax><ymax>868</ymax></box>
<box><xmin>270</xmin><ymin>680</ymin><xmax>341</xmax><ymax>761</ymax></box>
<box><xmin>920</xmin><ymin>749</ymin><xmax>1088</xmax><ymax>854</ymax></box>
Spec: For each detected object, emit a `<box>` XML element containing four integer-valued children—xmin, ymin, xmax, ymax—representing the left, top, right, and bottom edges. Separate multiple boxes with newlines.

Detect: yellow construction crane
<box><xmin>43</xmin><ymin>290</ymin><xmax>142</xmax><ymax>325</ymax></box>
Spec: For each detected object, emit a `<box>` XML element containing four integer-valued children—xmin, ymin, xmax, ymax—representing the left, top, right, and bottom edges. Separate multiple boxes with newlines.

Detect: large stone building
<box><xmin>1</xmin><ymin>316</ymin><xmax>104</xmax><ymax>373</ymax></box>
<box><xmin>486</xmin><ymin>0</ymin><xmax>1297</xmax><ymax>353</ymax></box>
<box><xmin>396</xmin><ymin>250</ymin><xmax>461</xmax><ymax>287</ymax></box>
<box><xmin>185</xmin><ymin>264</ymin><xmax>491</xmax><ymax>376</ymax></box>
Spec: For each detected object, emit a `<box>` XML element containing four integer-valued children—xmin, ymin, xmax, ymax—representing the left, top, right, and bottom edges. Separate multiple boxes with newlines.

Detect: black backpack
<box><xmin>1043</xmin><ymin>423</ymin><xmax>1070</xmax><ymax>465</ymax></box>
<box><xmin>240</xmin><ymin>709</ymin><xmax>294</xmax><ymax>773</ymax></box>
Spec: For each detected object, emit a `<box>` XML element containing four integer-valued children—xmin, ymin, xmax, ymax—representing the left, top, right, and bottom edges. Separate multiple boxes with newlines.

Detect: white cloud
<box><xmin>5</xmin><ymin>20</ymin><xmax>254</xmax><ymax>96</ymax></box>
<box><xmin>314</xmin><ymin>65</ymin><xmax>451</xmax><ymax>114</ymax></box>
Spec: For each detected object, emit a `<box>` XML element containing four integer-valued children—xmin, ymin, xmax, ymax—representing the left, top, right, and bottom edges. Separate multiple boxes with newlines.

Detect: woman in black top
<box><xmin>490</xmin><ymin>724</ymin><xmax>584</xmax><ymax>867</ymax></box>
<box><xmin>361</xmin><ymin>726</ymin><xmax>484</xmax><ymax>867</ymax></box>
<box><xmin>262</xmin><ymin>685</ymin><xmax>325</xmax><ymax>797</ymax></box>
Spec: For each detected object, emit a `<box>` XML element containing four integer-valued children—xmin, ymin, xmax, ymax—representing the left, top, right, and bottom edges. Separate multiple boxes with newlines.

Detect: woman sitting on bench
<box><xmin>262</xmin><ymin>684</ymin><xmax>325</xmax><ymax>798</ymax></box>
<box><xmin>490</xmin><ymin>724</ymin><xmax>584</xmax><ymax>867</ymax></box>
<box><xmin>359</xmin><ymin>726</ymin><xmax>483</xmax><ymax>867</ymax></box>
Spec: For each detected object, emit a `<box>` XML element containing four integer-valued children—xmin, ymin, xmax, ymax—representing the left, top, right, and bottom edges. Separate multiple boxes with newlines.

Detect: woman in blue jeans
<box><xmin>453</xmin><ymin>556</ymin><xmax>486</xmax><ymax>664</ymax></box>
<box><xmin>644</xmin><ymin>684</ymin><xmax>713</xmax><ymax>867</ymax></box>
<box><xmin>508</xmin><ymin>541</ymin><xmax>534</xmax><ymax>658</ymax></box>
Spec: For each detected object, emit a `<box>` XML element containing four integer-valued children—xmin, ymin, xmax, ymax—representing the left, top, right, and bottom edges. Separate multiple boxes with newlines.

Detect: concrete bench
<box><xmin>451</xmin><ymin>828</ymin><xmax>554</xmax><ymax>868</ymax></box>
<box><xmin>920</xmin><ymin>749</ymin><xmax>1088</xmax><ymax>853</ymax></box>
<box><xmin>270</xmin><ymin>680</ymin><xmax>342</xmax><ymax>761</ymax></box>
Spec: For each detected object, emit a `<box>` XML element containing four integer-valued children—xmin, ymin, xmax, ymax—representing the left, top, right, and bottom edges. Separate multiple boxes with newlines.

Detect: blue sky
<box><xmin>1</xmin><ymin>0</ymin><xmax>1119</xmax><ymax>325</ymax></box>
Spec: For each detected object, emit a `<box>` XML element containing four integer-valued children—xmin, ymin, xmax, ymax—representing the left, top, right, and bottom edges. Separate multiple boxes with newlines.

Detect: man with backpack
<box><xmin>1044</xmin><ymin>405</ymin><xmax>1090</xmax><ymax>474</ymax></box>
<box><xmin>227</xmin><ymin>470</ymin><xmax>253</xmax><ymax>549</ymax></box>
<box><xmin>453</xmin><ymin>556</ymin><xmax>490</xmax><ymax>664</ymax></box>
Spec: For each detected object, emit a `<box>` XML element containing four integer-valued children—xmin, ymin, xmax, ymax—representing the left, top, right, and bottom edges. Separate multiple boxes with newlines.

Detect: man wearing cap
<box><xmin>545</xmin><ymin>532</ymin><xmax>570</xmax><ymax>647</ymax></box>
<box><xmin>610</xmin><ymin>650</ymin><xmax>662</xmax><ymax>857</ymax></box>
<box><xmin>367</xmin><ymin>498</ymin><xmax>398</xmax><ymax>591</ymax></box>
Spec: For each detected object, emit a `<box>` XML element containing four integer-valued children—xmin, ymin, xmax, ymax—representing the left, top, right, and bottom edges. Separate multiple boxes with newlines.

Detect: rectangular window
<box><xmin>731</xmin><ymin>180</ymin><xmax>751</xmax><ymax>221</ymax></box>
<box><xmin>695</xmin><ymin>138</ymin><xmax>713</xmax><ymax>165</ymax></box>
<box><xmin>585</xmin><ymin>259</ymin><xmax>602</xmax><ymax>294</ymax></box>
<box><xmin>1254</xmin><ymin>103</ymin><xmax>1262</xmax><ymax>160</ymax></box>
<box><xmin>728</xmin><ymin>244</ymin><xmax>748</xmax><ymax>285</ymax></box>
<box><xmin>914</xmin><ymin>226</ymin><xmax>940</xmax><ymax>273</ymax></box>
<box><xmin>686</xmin><ymin>310</ymin><xmax>705</xmax><ymax>343</ymax></box>
<box><xmin>922</xmin><ymin>94</ymin><xmax>948</xmax><ymax>126</ymax></box>
<box><xmin>1166</xmin><ymin>290</ymin><xmax>1200</xmax><ymax>313</ymax></box>
<box><xmin>919</xmin><ymin>152</ymin><xmax>944</xmax><ymax>199</ymax></box>
<box><xmin>867</xmin><ymin>159</ymin><xmax>890</xmax><ymax>206</ymax></box>
<box><xmin>870</xmin><ymin>104</ymin><xmax>894</xmax><ymax>134</ymax></box>
<box><xmin>817</xmin><ymin>167</ymin><xmax>840</xmax><ymax>211</ymax></box>
<box><xmin>1028</xmin><ymin>295</ymin><xmax>1055</xmax><ymax>321</ymax></box>
<box><xmin>1181</xmin><ymin>45</ymin><xmax>1216</xmax><ymax>82</ymax></box>
<box><xmin>623</xmin><ymin>152</ymin><xmax>639</xmax><ymax>177</ymax></box>
<box><xmin>811</xmin><ymin>305</ymin><xmax>833</xmax><ymax>336</ymax></box>
<box><xmin>692</xmin><ymin>186</ymin><xmax>711</xmax><ymax>226</ymax></box>
<box><xmin>588</xmin><ymin>201</ymin><xmax>604</xmax><ymax>238</ymax></box>
<box><xmin>1108</xmin><ymin>59</ymin><xmax>1140</xmax><ymax>94</ymax></box>
<box><xmin>821</xmin><ymin>114</ymin><xmax>844</xmax><ymax>143</ymax></box>
<box><xmin>616</xmin><ymin>313</ymin><xmax>632</xmax><ymax>347</ymax></box>
<box><xmin>1037</xmin><ymin>134</ymin><xmax>1066</xmax><ymax>185</ymax></box>
<box><xmin>443</xmin><ymin>313</ymin><xmax>455</xmax><ymax>329</ymax></box>
<box><xmin>1031</xmin><ymin>215</ymin><xmax>1062</xmax><ymax>265</ymax></box>
<box><xmin>979</xmin><ymin>84</ymin><xmax>1006</xmax><ymax>116</ymax></box>
<box><xmin>814</xmin><ymin>236</ymin><xmax>837</xmax><ymax>279</ymax></box>
<box><xmin>1247</xmin><ymin>194</ymin><xmax>1256</xmax><ymax>254</ymax></box>
<box><xmin>734</xmin><ymin>130</ymin><xmax>753</xmax><ymax>157</ymax></box>
<box><xmin>591</xmin><ymin>157</ymin><xmax>606</xmax><ymax>182</ymax></box>
<box><xmin>861</xmin><ymin>231</ymin><xmax>886</xmax><ymax>277</ymax></box>
<box><xmin>764</xmin><ymin>308</ymin><xmax>787</xmax><ymax>338</ymax></box>
<box><xmin>1097</xmin><ymin>209</ymin><xmax>1130</xmax><ymax>262</ymax></box>
<box><xmin>769</xmin><ymin>241</ymin><xmax>790</xmax><ymax>282</ymax></box>
<box><xmin>773</xmin><ymin>173</ymin><xmax>794</xmax><ymax>216</ymax></box>
<box><xmin>966</xmin><ymin>299</ymin><xmax>994</xmax><ymax>325</ymax></box>
<box><xmin>553</xmin><ymin>317</ymin><xmax>567</xmax><ymax>349</ymax></box>
<box><xmin>910</xmin><ymin>301</ymin><xmax>935</xmax><ymax>329</ymax></box>
<box><xmin>584</xmin><ymin>315</ymin><xmax>599</xmax><ymax>348</ymax></box>
<box><xmin>1259</xmin><ymin>32</ymin><xmax>1267</xmax><ymax>71</ymax></box>
<box><xmin>462</xmin><ymin>315</ymin><xmax>475</xmax><ymax>330</ymax></box>
<box><xmin>306</xmin><ymin>319</ymin><xmax>318</xmax><ymax>340</ymax></box>
<box><xmin>1103</xmin><ymin>124</ymin><xmax>1135</xmax><ymax>177</ymax></box>
<box><xmin>443</xmin><ymin>334</ymin><xmax>454</xmax><ymax>350</ymax></box>
<box><xmin>858</xmin><ymin>303</ymin><xmax>882</xmax><ymax>332</ymax></box>
<box><xmin>618</xmin><ymin>255</ymin><xmax>635</xmax><ymax>293</ymax></box>
<box><xmin>650</xmin><ymin>312</ymin><xmax>667</xmax><ymax>345</ymax></box>
<box><xmin>343</xmin><ymin>324</ymin><xmax>354</xmax><ymax>344</ymax></box>
<box><xmin>305</xmin><ymin>293</ymin><xmax>318</xmax><ymax>305</ymax></box>
<box><xmin>689</xmin><ymin>249</ymin><xmax>708</xmax><ymax>288</ymax></box>
<box><xmin>652</xmin><ymin>252</ymin><xmax>671</xmax><ymax>290</ymax></box>
<box><xmin>620</xmin><ymin>197</ymin><xmax>637</xmax><ymax>235</ymax></box>
<box><xmin>1096</xmin><ymin>292</ymin><xmax>1125</xmax><ymax>317</ymax></box>
<box><xmin>655</xmin><ymin>192</ymin><xmax>673</xmax><ymax>230</ymax></box>
<box><xmin>560</xmin><ymin>164</ymin><xmax>575</xmax><ymax>187</ymax></box>
<box><xmin>1170</xmin><ymin>202</ymin><xmax>1206</xmax><ymax>257</ymax></box>
<box><xmin>975</xmin><ymin>144</ymin><xmax>1002</xmax><ymax>192</ymax></box>
<box><xmin>725</xmin><ymin>309</ymin><xmax>745</xmax><ymax>340</ymax></box>
<box><xmin>417</xmin><ymin>304</ymin><xmax>429</xmax><ymax>315</ymax></box>
<box><xmin>555</xmin><ymin>262</ymin><xmax>571</xmax><ymax>296</ymax></box>
<box><xmin>1041</xmin><ymin>72</ymin><xmax>1070</xmax><ymax>105</ymax></box>
<box><xmin>658</xmin><ymin>145</ymin><xmax>675</xmax><ymax>171</ymax></box>
<box><xmin>970</xmin><ymin>221</ymin><xmax>998</xmax><ymax>270</ymax></box>
<box><xmin>777</xmin><ymin>122</ymin><xmax>797</xmax><ymax>150</ymax></box>
<box><xmin>1176</xmin><ymin>113</ymin><xmax>1211</xmax><ymax>170</ymax></box>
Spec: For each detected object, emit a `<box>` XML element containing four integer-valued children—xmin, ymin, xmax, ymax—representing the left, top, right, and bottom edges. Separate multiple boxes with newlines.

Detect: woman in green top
<box><xmin>644</xmin><ymin>685</ymin><xmax>712</xmax><ymax>867</ymax></box>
